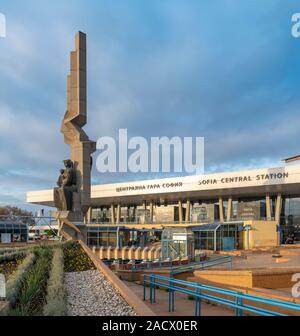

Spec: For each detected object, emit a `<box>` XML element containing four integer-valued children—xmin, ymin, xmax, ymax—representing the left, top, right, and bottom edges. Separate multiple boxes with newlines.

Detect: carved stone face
<box><xmin>63</xmin><ymin>159</ymin><xmax>73</xmax><ymax>168</ymax></box>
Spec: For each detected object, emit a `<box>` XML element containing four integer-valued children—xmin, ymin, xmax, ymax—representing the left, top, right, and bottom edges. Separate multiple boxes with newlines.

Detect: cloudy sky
<box><xmin>1</xmin><ymin>0</ymin><xmax>300</xmax><ymax>211</ymax></box>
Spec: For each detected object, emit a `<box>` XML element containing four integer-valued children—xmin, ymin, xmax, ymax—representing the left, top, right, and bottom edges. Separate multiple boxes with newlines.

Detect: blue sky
<box><xmin>1</xmin><ymin>0</ymin><xmax>300</xmax><ymax>211</ymax></box>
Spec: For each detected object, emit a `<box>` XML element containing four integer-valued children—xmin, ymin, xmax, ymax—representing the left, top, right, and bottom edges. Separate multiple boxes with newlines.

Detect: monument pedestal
<box><xmin>54</xmin><ymin>211</ymin><xmax>87</xmax><ymax>242</ymax></box>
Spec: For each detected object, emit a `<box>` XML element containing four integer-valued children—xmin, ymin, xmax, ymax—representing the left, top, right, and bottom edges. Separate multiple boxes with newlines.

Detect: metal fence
<box><xmin>170</xmin><ymin>256</ymin><xmax>232</xmax><ymax>276</ymax></box>
<box><xmin>143</xmin><ymin>274</ymin><xmax>300</xmax><ymax>316</ymax></box>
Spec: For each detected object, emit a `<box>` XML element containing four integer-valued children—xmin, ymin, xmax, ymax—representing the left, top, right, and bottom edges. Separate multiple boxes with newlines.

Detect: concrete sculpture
<box><xmin>54</xmin><ymin>31</ymin><xmax>96</xmax><ymax>232</ymax></box>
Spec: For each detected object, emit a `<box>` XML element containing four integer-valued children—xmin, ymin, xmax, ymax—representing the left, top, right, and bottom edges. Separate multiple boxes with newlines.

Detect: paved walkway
<box><xmin>231</xmin><ymin>250</ymin><xmax>300</xmax><ymax>270</ymax></box>
<box><xmin>124</xmin><ymin>281</ymin><xmax>235</xmax><ymax>316</ymax></box>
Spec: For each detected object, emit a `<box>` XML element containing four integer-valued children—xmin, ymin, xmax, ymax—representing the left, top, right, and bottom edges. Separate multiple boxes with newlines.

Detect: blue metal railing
<box><xmin>131</xmin><ymin>259</ymin><xmax>189</xmax><ymax>271</ymax></box>
<box><xmin>143</xmin><ymin>274</ymin><xmax>300</xmax><ymax>316</ymax></box>
<box><xmin>127</xmin><ymin>256</ymin><xmax>231</xmax><ymax>273</ymax></box>
<box><xmin>170</xmin><ymin>256</ymin><xmax>232</xmax><ymax>276</ymax></box>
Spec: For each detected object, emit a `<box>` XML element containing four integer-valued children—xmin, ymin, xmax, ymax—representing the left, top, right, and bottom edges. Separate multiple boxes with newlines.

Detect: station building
<box><xmin>27</xmin><ymin>163</ymin><xmax>300</xmax><ymax>252</ymax></box>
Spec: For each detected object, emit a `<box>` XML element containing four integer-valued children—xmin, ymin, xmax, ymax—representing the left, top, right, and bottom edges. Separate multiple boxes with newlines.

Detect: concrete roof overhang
<box><xmin>26</xmin><ymin>164</ymin><xmax>300</xmax><ymax>207</ymax></box>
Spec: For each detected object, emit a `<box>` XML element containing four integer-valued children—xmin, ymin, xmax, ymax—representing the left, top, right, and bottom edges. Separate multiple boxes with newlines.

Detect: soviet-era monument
<box><xmin>54</xmin><ymin>32</ymin><xmax>96</xmax><ymax>240</ymax></box>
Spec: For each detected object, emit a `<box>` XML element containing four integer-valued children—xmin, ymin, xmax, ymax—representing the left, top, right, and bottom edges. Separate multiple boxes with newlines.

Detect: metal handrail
<box><xmin>170</xmin><ymin>256</ymin><xmax>232</xmax><ymax>275</ymax></box>
<box><xmin>143</xmin><ymin>274</ymin><xmax>300</xmax><ymax>316</ymax></box>
<box><xmin>130</xmin><ymin>258</ymin><xmax>189</xmax><ymax>271</ymax></box>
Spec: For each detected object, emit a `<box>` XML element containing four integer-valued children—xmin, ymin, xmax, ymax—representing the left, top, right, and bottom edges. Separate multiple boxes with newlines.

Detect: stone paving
<box><xmin>231</xmin><ymin>249</ymin><xmax>300</xmax><ymax>270</ymax></box>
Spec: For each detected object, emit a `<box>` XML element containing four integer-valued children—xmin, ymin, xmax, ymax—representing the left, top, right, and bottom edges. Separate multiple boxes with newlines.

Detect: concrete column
<box><xmin>111</xmin><ymin>204</ymin><xmax>115</xmax><ymax>224</ymax></box>
<box><xmin>116</xmin><ymin>204</ymin><xmax>121</xmax><ymax>224</ymax></box>
<box><xmin>266</xmin><ymin>194</ymin><xmax>272</xmax><ymax>220</ymax></box>
<box><xmin>88</xmin><ymin>207</ymin><xmax>92</xmax><ymax>223</ymax></box>
<box><xmin>227</xmin><ymin>197</ymin><xmax>233</xmax><ymax>222</ymax></box>
<box><xmin>143</xmin><ymin>201</ymin><xmax>147</xmax><ymax>210</ymax></box>
<box><xmin>275</xmin><ymin>194</ymin><xmax>282</xmax><ymax>222</ymax></box>
<box><xmin>135</xmin><ymin>247</ymin><xmax>142</xmax><ymax>260</ymax></box>
<box><xmin>127</xmin><ymin>206</ymin><xmax>131</xmax><ymax>223</ymax></box>
<box><xmin>99</xmin><ymin>246</ymin><xmax>105</xmax><ymax>259</ymax></box>
<box><xmin>84</xmin><ymin>207</ymin><xmax>92</xmax><ymax>224</ymax></box>
<box><xmin>178</xmin><ymin>200</ymin><xmax>183</xmax><ymax>223</ymax></box>
<box><xmin>123</xmin><ymin>206</ymin><xmax>127</xmax><ymax>223</ymax></box>
<box><xmin>219</xmin><ymin>197</ymin><xmax>224</xmax><ymax>223</ymax></box>
<box><xmin>133</xmin><ymin>206</ymin><xmax>136</xmax><ymax>223</ymax></box>
<box><xmin>150</xmin><ymin>202</ymin><xmax>154</xmax><ymax>223</ymax></box>
<box><xmin>128</xmin><ymin>247</ymin><xmax>135</xmax><ymax>260</ymax></box>
<box><xmin>142</xmin><ymin>247</ymin><xmax>150</xmax><ymax>261</ymax></box>
<box><xmin>107</xmin><ymin>246</ymin><xmax>113</xmax><ymax>259</ymax></box>
<box><xmin>185</xmin><ymin>200</ymin><xmax>191</xmax><ymax>223</ymax></box>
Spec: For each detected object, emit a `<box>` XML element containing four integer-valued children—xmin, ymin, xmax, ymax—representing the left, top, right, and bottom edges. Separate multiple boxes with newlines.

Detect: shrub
<box><xmin>6</xmin><ymin>253</ymin><xmax>36</xmax><ymax>305</ymax></box>
<box><xmin>43</xmin><ymin>248</ymin><xmax>66</xmax><ymax>316</ymax></box>
<box><xmin>63</xmin><ymin>241</ymin><xmax>95</xmax><ymax>272</ymax></box>
<box><xmin>0</xmin><ymin>258</ymin><xmax>24</xmax><ymax>278</ymax></box>
<box><xmin>11</xmin><ymin>248</ymin><xmax>52</xmax><ymax>316</ymax></box>
<box><xmin>0</xmin><ymin>251</ymin><xmax>26</xmax><ymax>263</ymax></box>
<box><xmin>17</xmin><ymin>248</ymin><xmax>51</xmax><ymax>316</ymax></box>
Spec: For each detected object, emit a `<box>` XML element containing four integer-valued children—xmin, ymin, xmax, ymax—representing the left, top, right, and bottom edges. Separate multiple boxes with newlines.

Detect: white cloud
<box><xmin>0</xmin><ymin>0</ymin><xmax>299</xmax><ymax>209</ymax></box>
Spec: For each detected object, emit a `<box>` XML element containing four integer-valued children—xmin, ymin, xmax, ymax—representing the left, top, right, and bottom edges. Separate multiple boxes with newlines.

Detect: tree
<box><xmin>0</xmin><ymin>206</ymin><xmax>32</xmax><ymax>217</ymax></box>
<box><xmin>0</xmin><ymin>206</ymin><xmax>34</xmax><ymax>224</ymax></box>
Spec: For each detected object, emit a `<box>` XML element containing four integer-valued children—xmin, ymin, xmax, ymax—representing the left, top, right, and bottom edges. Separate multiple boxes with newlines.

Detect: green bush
<box><xmin>63</xmin><ymin>241</ymin><xmax>95</xmax><ymax>272</ymax></box>
<box><xmin>0</xmin><ymin>250</ymin><xmax>26</xmax><ymax>263</ymax></box>
<box><xmin>0</xmin><ymin>258</ymin><xmax>24</xmax><ymax>278</ymax></box>
<box><xmin>6</xmin><ymin>253</ymin><xmax>36</xmax><ymax>305</ymax></box>
<box><xmin>11</xmin><ymin>248</ymin><xmax>52</xmax><ymax>316</ymax></box>
<box><xmin>43</xmin><ymin>248</ymin><xmax>66</xmax><ymax>316</ymax></box>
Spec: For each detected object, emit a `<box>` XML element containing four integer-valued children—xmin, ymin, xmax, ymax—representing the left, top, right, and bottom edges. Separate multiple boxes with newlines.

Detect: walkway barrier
<box><xmin>170</xmin><ymin>256</ymin><xmax>232</xmax><ymax>276</ymax></box>
<box><xmin>131</xmin><ymin>259</ymin><xmax>189</xmax><ymax>271</ymax></box>
<box><xmin>143</xmin><ymin>274</ymin><xmax>300</xmax><ymax>316</ymax></box>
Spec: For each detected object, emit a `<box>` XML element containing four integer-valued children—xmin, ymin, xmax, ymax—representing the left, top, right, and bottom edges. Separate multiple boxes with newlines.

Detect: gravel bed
<box><xmin>65</xmin><ymin>270</ymin><xmax>136</xmax><ymax>316</ymax></box>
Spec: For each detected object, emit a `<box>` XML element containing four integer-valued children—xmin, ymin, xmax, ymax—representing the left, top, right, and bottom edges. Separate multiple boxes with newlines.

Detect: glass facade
<box><xmin>87</xmin><ymin>226</ymin><xmax>162</xmax><ymax>248</ymax></box>
<box><xmin>87</xmin><ymin>195</ymin><xmax>300</xmax><ymax>248</ymax></box>
<box><xmin>280</xmin><ymin>196</ymin><xmax>300</xmax><ymax>243</ymax></box>
<box><xmin>91</xmin><ymin>207</ymin><xmax>139</xmax><ymax>224</ymax></box>
<box><xmin>89</xmin><ymin>197</ymin><xmax>275</xmax><ymax>225</ymax></box>
<box><xmin>161</xmin><ymin>228</ymin><xmax>194</xmax><ymax>260</ymax></box>
<box><xmin>87</xmin><ymin>226</ymin><xmax>119</xmax><ymax>247</ymax></box>
<box><xmin>91</xmin><ymin>208</ymin><xmax>111</xmax><ymax>223</ymax></box>
<box><xmin>0</xmin><ymin>223</ymin><xmax>28</xmax><ymax>243</ymax></box>
<box><xmin>193</xmin><ymin>223</ymin><xmax>242</xmax><ymax>251</ymax></box>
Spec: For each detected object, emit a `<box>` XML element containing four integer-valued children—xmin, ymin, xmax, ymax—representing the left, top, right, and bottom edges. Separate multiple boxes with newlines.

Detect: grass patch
<box><xmin>43</xmin><ymin>248</ymin><xmax>66</xmax><ymax>316</ymax></box>
<box><xmin>9</xmin><ymin>248</ymin><xmax>52</xmax><ymax>316</ymax></box>
<box><xmin>6</xmin><ymin>253</ymin><xmax>36</xmax><ymax>306</ymax></box>
<box><xmin>63</xmin><ymin>241</ymin><xmax>96</xmax><ymax>272</ymax></box>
